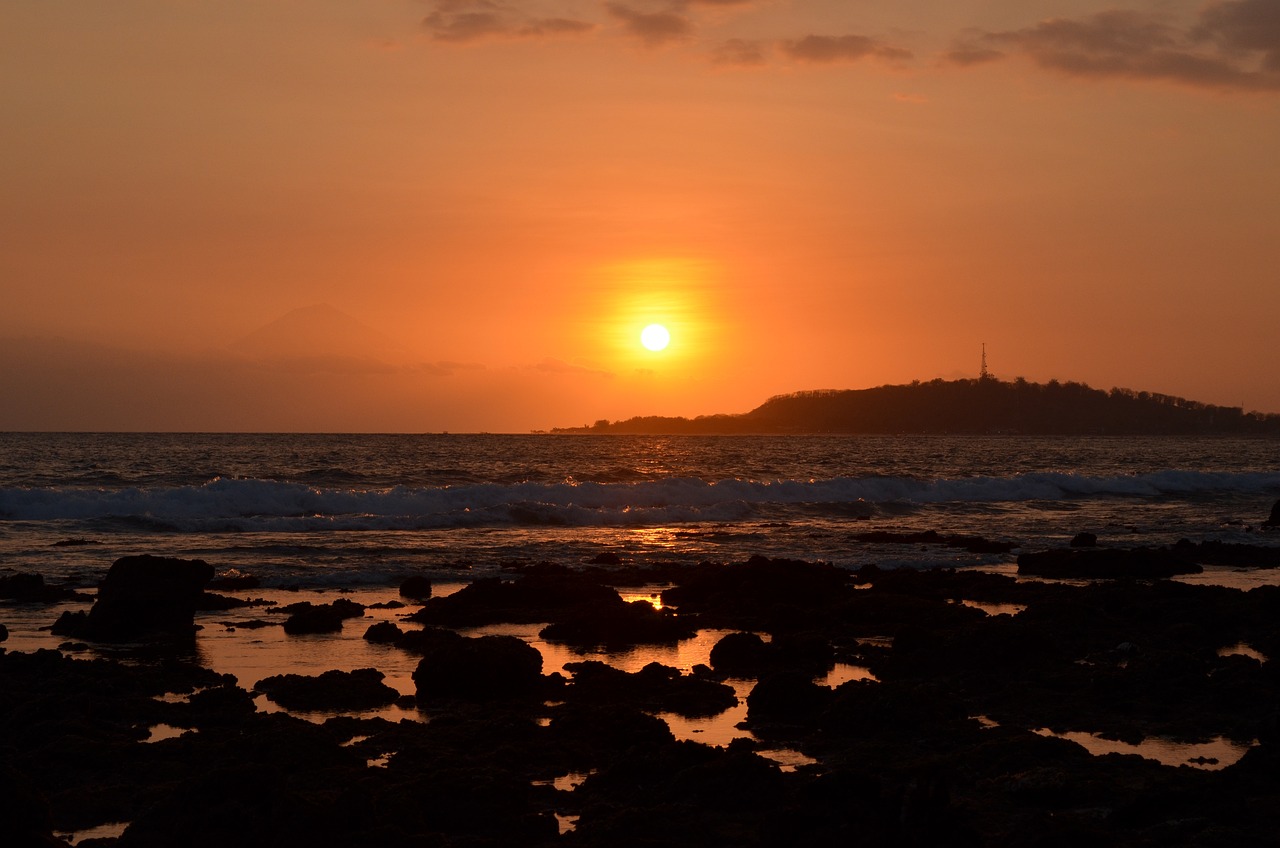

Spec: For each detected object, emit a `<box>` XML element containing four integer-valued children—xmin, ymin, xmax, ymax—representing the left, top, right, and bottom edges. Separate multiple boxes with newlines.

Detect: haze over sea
<box><xmin>3</xmin><ymin>433</ymin><xmax>1278</xmax><ymax>587</ymax></box>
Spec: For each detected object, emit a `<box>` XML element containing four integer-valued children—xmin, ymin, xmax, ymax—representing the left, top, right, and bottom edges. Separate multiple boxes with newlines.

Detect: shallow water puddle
<box><xmin>533</xmin><ymin>771</ymin><xmax>594</xmax><ymax>792</ymax></box>
<box><xmin>1217</xmin><ymin>642</ymin><xmax>1268</xmax><ymax>662</ymax></box>
<box><xmin>756</xmin><ymin>748</ymin><xmax>819</xmax><ymax>772</ymax></box>
<box><xmin>142</xmin><ymin>723</ymin><xmax>195</xmax><ymax>743</ymax></box>
<box><xmin>555</xmin><ymin>813</ymin><xmax>580</xmax><ymax>834</ymax></box>
<box><xmin>616</xmin><ymin>587</ymin><xmax>670</xmax><ymax>610</ymax></box>
<box><xmin>366</xmin><ymin>752</ymin><xmax>394</xmax><ymax>768</ymax></box>
<box><xmin>1032</xmin><ymin>728</ymin><xmax>1257</xmax><ymax>770</ymax></box>
<box><xmin>823</xmin><ymin>662</ymin><xmax>878</xmax><ymax>686</ymax></box>
<box><xmin>54</xmin><ymin>821</ymin><xmax>130</xmax><ymax>845</ymax></box>
<box><xmin>953</xmin><ymin>598</ymin><xmax>1027</xmax><ymax>617</ymax></box>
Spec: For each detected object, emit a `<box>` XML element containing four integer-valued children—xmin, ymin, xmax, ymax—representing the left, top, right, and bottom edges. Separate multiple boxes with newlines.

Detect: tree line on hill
<box><xmin>554</xmin><ymin>377</ymin><xmax>1280</xmax><ymax>436</ymax></box>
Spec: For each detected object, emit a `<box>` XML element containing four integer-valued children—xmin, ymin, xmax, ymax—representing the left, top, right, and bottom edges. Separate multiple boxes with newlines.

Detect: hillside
<box><xmin>554</xmin><ymin>377</ymin><xmax>1280</xmax><ymax>436</ymax></box>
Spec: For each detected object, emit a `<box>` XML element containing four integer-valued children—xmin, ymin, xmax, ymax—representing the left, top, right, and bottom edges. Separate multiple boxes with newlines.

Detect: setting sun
<box><xmin>640</xmin><ymin>324</ymin><xmax>671</xmax><ymax>351</ymax></box>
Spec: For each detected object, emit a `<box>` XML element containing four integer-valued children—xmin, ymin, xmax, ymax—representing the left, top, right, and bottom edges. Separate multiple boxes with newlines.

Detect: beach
<box><xmin>3</xmin><ymin>433</ymin><xmax>1280</xmax><ymax>845</ymax></box>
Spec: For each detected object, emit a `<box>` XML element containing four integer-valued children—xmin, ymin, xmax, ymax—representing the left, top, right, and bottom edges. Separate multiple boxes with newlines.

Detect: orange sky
<box><xmin>3</xmin><ymin>0</ymin><xmax>1279</xmax><ymax>431</ymax></box>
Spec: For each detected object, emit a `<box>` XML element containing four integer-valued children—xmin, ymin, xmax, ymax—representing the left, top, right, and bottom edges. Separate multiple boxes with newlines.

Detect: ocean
<box><xmin>3</xmin><ymin>432</ymin><xmax>1279</xmax><ymax>587</ymax></box>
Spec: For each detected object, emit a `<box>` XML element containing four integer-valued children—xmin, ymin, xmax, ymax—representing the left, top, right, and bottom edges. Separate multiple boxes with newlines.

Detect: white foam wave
<box><xmin>1</xmin><ymin>471</ymin><xmax>1277</xmax><ymax>531</ymax></box>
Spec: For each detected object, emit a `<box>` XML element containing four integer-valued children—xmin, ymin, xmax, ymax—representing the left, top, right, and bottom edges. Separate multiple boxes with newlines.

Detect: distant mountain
<box><xmin>555</xmin><ymin>378</ymin><xmax>1280</xmax><ymax>436</ymax></box>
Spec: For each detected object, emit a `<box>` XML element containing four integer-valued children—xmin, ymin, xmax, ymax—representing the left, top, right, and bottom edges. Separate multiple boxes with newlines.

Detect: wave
<box><xmin>1</xmin><ymin>471</ymin><xmax>1277</xmax><ymax>532</ymax></box>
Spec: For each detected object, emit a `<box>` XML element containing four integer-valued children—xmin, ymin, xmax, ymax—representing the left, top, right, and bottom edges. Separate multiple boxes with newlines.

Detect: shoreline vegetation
<box><xmin>553</xmin><ymin>377</ymin><xmax>1280</xmax><ymax>436</ymax></box>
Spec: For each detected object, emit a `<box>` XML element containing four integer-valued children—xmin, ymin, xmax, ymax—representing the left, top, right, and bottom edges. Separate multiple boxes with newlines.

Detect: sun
<box><xmin>640</xmin><ymin>323</ymin><xmax>671</xmax><ymax>351</ymax></box>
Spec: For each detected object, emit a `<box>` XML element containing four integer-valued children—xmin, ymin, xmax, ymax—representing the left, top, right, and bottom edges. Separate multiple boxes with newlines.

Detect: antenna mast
<box><xmin>980</xmin><ymin>343</ymin><xmax>989</xmax><ymax>380</ymax></box>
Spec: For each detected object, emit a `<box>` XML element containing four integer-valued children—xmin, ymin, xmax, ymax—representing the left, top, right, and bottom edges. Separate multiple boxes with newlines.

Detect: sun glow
<box><xmin>640</xmin><ymin>323</ymin><xmax>671</xmax><ymax>351</ymax></box>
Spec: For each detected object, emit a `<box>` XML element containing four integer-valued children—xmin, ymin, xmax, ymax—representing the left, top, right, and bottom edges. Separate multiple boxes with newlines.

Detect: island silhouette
<box><xmin>556</xmin><ymin>377</ymin><xmax>1280</xmax><ymax>436</ymax></box>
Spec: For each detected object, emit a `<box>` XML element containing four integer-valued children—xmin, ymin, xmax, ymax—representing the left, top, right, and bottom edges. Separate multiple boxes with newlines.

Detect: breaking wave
<box><xmin>2</xmin><ymin>470</ymin><xmax>1278</xmax><ymax>533</ymax></box>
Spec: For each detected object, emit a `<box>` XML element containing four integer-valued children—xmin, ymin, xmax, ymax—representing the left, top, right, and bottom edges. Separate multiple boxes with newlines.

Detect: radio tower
<box><xmin>980</xmin><ymin>343</ymin><xmax>990</xmax><ymax>380</ymax></box>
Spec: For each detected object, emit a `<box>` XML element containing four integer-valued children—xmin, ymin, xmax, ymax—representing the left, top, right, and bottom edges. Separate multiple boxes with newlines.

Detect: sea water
<box><xmin>1</xmin><ymin>432</ymin><xmax>1278</xmax><ymax>586</ymax></box>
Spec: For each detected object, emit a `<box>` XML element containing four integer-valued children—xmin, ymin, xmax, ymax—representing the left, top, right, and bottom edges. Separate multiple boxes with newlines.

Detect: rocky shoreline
<box><xmin>3</xmin><ymin>543</ymin><xmax>1280</xmax><ymax>847</ymax></box>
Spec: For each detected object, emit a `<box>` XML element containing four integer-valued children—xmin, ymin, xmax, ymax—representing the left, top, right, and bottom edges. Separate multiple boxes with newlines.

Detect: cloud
<box><xmin>607</xmin><ymin>3</ymin><xmax>694</xmax><ymax>46</ymax></box>
<box><xmin>780</xmin><ymin>34</ymin><xmax>912</xmax><ymax>65</ymax></box>
<box><xmin>711</xmin><ymin>38</ymin><xmax>768</xmax><ymax>67</ymax></box>
<box><xmin>951</xmin><ymin>2</ymin><xmax>1280</xmax><ymax>92</ymax></box>
<box><xmin>424</xmin><ymin>1</ymin><xmax>594</xmax><ymax>44</ymax></box>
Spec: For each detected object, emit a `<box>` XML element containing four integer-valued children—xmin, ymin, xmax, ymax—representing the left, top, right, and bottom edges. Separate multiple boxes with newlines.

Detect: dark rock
<box><xmin>412</xmin><ymin>630</ymin><xmax>544</xmax><ymax>700</ymax></box>
<box><xmin>255</xmin><ymin>668</ymin><xmax>400</xmax><ymax>711</ymax></box>
<box><xmin>363</xmin><ymin>621</ymin><xmax>403</xmax><ymax>643</ymax></box>
<box><xmin>746</xmin><ymin>670</ymin><xmax>832</xmax><ymax>724</ymax></box>
<box><xmin>279</xmin><ymin>598</ymin><xmax>365</xmax><ymax>619</ymax></box>
<box><xmin>661</xmin><ymin>555</ymin><xmax>853</xmax><ymax>630</ymax></box>
<box><xmin>1265</xmin><ymin>499</ymin><xmax>1280</xmax><ymax>527</ymax></box>
<box><xmin>398</xmin><ymin>575</ymin><xmax>433</xmax><ymax>600</ymax></box>
<box><xmin>707</xmin><ymin>630</ymin><xmax>834</xmax><ymax>679</ymax></box>
<box><xmin>278</xmin><ymin>599</ymin><xmax>365</xmax><ymax>635</ymax></box>
<box><xmin>0</xmin><ymin>765</ymin><xmax>61</xmax><ymax>847</ymax></box>
<box><xmin>52</xmin><ymin>537</ymin><xmax>101</xmax><ymax>547</ymax></box>
<box><xmin>407</xmin><ymin>573</ymin><xmax>620</xmax><ymax>626</ymax></box>
<box><xmin>1016</xmin><ymin>547</ymin><xmax>1200</xmax><ymax>579</ymax></box>
<box><xmin>562</xmin><ymin>660</ymin><xmax>738</xmax><ymax>717</ymax></box>
<box><xmin>0</xmin><ymin>572</ymin><xmax>75</xmax><ymax>603</ymax></box>
<box><xmin>547</xmin><ymin>702</ymin><xmax>675</xmax><ymax>758</ymax></box>
<box><xmin>539</xmin><ymin>599</ymin><xmax>698</xmax><ymax>648</ymax></box>
<box><xmin>589</xmin><ymin>551</ymin><xmax>622</xmax><ymax>565</ymax></box>
<box><xmin>1070</xmin><ymin>532</ymin><xmax>1098</xmax><ymax>547</ymax></box>
<box><xmin>195</xmin><ymin>591</ymin><xmax>256</xmax><ymax>611</ymax></box>
<box><xmin>0</xmin><ymin>623</ymin><xmax>6</xmax><ymax>642</ymax></box>
<box><xmin>1171</xmin><ymin>538</ymin><xmax>1280</xmax><ymax>566</ymax></box>
<box><xmin>282</xmin><ymin>604</ymin><xmax>347</xmax><ymax>635</ymax></box>
<box><xmin>709</xmin><ymin>631</ymin><xmax>772</xmax><ymax>676</ymax></box>
<box><xmin>78</xmin><ymin>555</ymin><xmax>213</xmax><ymax>641</ymax></box>
<box><xmin>366</xmin><ymin>600</ymin><xmax>405</xmax><ymax>609</ymax></box>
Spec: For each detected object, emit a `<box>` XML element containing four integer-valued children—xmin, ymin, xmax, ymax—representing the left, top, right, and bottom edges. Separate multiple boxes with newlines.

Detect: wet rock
<box><xmin>398</xmin><ymin>575</ymin><xmax>432</xmax><ymax>600</ymax></box>
<box><xmin>661</xmin><ymin>555</ymin><xmax>853</xmax><ymax>630</ymax></box>
<box><xmin>362</xmin><ymin>621</ymin><xmax>403</xmax><ymax>643</ymax></box>
<box><xmin>588</xmin><ymin>551</ymin><xmax>622</xmax><ymax>565</ymax></box>
<box><xmin>0</xmin><ymin>623</ymin><xmax>6</xmax><ymax>642</ymax></box>
<box><xmin>1170</xmin><ymin>538</ymin><xmax>1280</xmax><ymax>566</ymax></box>
<box><xmin>547</xmin><ymin>702</ymin><xmax>675</xmax><ymax>760</ymax></box>
<box><xmin>0</xmin><ymin>572</ymin><xmax>76</xmax><ymax>603</ymax></box>
<box><xmin>708</xmin><ymin>631</ymin><xmax>834</xmax><ymax>678</ymax></box>
<box><xmin>1071</xmin><ymin>532</ymin><xmax>1098</xmax><ymax>547</ymax></box>
<box><xmin>77</xmin><ymin>555</ymin><xmax>214</xmax><ymax>640</ymax></box>
<box><xmin>539</xmin><ymin>598</ymin><xmax>697</xmax><ymax>648</ymax></box>
<box><xmin>709</xmin><ymin>631</ymin><xmax>772</xmax><ymax>676</ymax></box>
<box><xmin>280</xmin><ymin>600</ymin><xmax>365</xmax><ymax>635</ymax></box>
<box><xmin>412</xmin><ymin>631</ymin><xmax>544</xmax><ymax>700</ymax></box>
<box><xmin>1016</xmin><ymin>547</ymin><xmax>1200</xmax><ymax>579</ymax></box>
<box><xmin>52</xmin><ymin>537</ymin><xmax>101</xmax><ymax>547</ymax></box>
<box><xmin>406</xmin><ymin>573</ymin><xmax>619</xmax><ymax>626</ymax></box>
<box><xmin>195</xmin><ymin>591</ymin><xmax>257</xmax><ymax>611</ymax></box>
<box><xmin>255</xmin><ymin>668</ymin><xmax>400</xmax><ymax>712</ymax></box>
<box><xmin>1265</xmin><ymin>499</ymin><xmax>1280</xmax><ymax>528</ymax></box>
<box><xmin>0</xmin><ymin>765</ymin><xmax>62</xmax><ymax>847</ymax></box>
<box><xmin>562</xmin><ymin>660</ymin><xmax>738</xmax><ymax>717</ymax></box>
<box><xmin>746</xmin><ymin>670</ymin><xmax>832</xmax><ymax>724</ymax></box>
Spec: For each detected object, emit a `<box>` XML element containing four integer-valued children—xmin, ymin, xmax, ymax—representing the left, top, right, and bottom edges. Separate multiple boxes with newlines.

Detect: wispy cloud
<box><xmin>423</xmin><ymin>1</ymin><xmax>594</xmax><ymax>44</ymax></box>
<box><xmin>780</xmin><ymin>34</ymin><xmax>912</xmax><ymax>65</ymax></box>
<box><xmin>607</xmin><ymin>3</ymin><xmax>694</xmax><ymax>47</ymax></box>
<box><xmin>947</xmin><ymin>1</ymin><xmax>1280</xmax><ymax>92</ymax></box>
